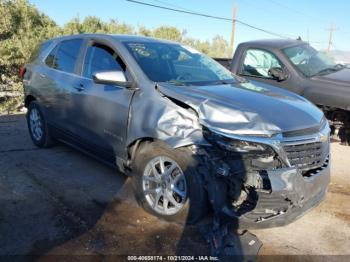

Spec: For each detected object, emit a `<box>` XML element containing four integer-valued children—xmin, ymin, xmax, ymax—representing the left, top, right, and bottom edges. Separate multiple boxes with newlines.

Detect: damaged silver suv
<box><xmin>23</xmin><ymin>34</ymin><xmax>330</xmax><ymax>228</ymax></box>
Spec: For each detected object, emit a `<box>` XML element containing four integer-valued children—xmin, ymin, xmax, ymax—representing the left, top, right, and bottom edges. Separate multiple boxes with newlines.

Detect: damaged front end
<box><xmin>194</xmin><ymin>122</ymin><xmax>330</xmax><ymax>229</ymax></box>
<box><xmin>128</xmin><ymin>80</ymin><xmax>331</xmax><ymax>229</ymax></box>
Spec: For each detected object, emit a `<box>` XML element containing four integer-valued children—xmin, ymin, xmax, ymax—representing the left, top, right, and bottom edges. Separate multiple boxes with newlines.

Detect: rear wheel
<box><xmin>27</xmin><ymin>101</ymin><xmax>54</xmax><ymax>148</ymax></box>
<box><xmin>131</xmin><ymin>141</ymin><xmax>208</xmax><ymax>224</ymax></box>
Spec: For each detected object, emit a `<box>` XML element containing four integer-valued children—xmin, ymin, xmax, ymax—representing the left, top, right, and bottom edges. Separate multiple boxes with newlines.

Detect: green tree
<box><xmin>62</xmin><ymin>16</ymin><xmax>82</xmax><ymax>34</ymax></box>
<box><xmin>63</xmin><ymin>16</ymin><xmax>134</xmax><ymax>35</ymax></box>
<box><xmin>0</xmin><ymin>0</ymin><xmax>232</xmax><ymax>114</ymax></box>
<box><xmin>152</xmin><ymin>26</ymin><xmax>185</xmax><ymax>42</ymax></box>
<box><xmin>0</xmin><ymin>0</ymin><xmax>59</xmax><ymax>71</ymax></box>
<box><xmin>0</xmin><ymin>0</ymin><xmax>59</xmax><ymax>112</ymax></box>
<box><xmin>138</xmin><ymin>25</ymin><xmax>152</xmax><ymax>37</ymax></box>
<box><xmin>207</xmin><ymin>35</ymin><xmax>231</xmax><ymax>58</ymax></box>
<box><xmin>81</xmin><ymin>16</ymin><xmax>103</xmax><ymax>33</ymax></box>
<box><xmin>105</xmin><ymin>19</ymin><xmax>134</xmax><ymax>34</ymax></box>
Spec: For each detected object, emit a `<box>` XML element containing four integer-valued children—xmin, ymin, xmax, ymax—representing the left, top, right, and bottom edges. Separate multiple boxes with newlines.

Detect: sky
<box><xmin>29</xmin><ymin>0</ymin><xmax>350</xmax><ymax>51</ymax></box>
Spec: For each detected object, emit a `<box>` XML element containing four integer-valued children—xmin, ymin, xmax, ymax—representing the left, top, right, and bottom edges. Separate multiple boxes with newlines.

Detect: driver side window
<box><xmin>241</xmin><ymin>49</ymin><xmax>282</xmax><ymax>78</ymax></box>
<box><xmin>83</xmin><ymin>44</ymin><xmax>127</xmax><ymax>79</ymax></box>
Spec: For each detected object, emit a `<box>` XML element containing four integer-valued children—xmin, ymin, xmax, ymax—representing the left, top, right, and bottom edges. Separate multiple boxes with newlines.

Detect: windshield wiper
<box><xmin>210</xmin><ymin>79</ymin><xmax>236</xmax><ymax>85</ymax></box>
<box><xmin>313</xmin><ymin>67</ymin><xmax>340</xmax><ymax>76</ymax></box>
<box><xmin>161</xmin><ymin>80</ymin><xmax>187</xmax><ymax>86</ymax></box>
<box><xmin>334</xmin><ymin>63</ymin><xmax>345</xmax><ymax>69</ymax></box>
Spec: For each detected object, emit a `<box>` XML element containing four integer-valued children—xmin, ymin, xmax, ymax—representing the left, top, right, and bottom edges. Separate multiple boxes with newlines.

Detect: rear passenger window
<box><xmin>52</xmin><ymin>39</ymin><xmax>83</xmax><ymax>73</ymax></box>
<box><xmin>83</xmin><ymin>44</ymin><xmax>125</xmax><ymax>79</ymax></box>
<box><xmin>30</xmin><ymin>41</ymin><xmax>52</xmax><ymax>62</ymax></box>
<box><xmin>45</xmin><ymin>45</ymin><xmax>59</xmax><ymax>68</ymax></box>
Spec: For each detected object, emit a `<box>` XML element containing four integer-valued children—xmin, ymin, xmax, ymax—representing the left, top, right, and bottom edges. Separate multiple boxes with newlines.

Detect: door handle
<box><xmin>74</xmin><ymin>83</ymin><xmax>85</xmax><ymax>92</ymax></box>
<box><xmin>39</xmin><ymin>73</ymin><xmax>46</xmax><ymax>78</ymax></box>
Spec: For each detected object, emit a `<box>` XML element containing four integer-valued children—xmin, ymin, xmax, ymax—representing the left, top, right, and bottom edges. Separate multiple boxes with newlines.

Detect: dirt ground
<box><xmin>0</xmin><ymin>113</ymin><xmax>349</xmax><ymax>260</ymax></box>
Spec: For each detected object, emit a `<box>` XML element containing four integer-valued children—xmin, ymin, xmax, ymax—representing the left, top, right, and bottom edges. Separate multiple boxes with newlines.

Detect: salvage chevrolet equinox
<box><xmin>22</xmin><ymin>34</ymin><xmax>331</xmax><ymax>228</ymax></box>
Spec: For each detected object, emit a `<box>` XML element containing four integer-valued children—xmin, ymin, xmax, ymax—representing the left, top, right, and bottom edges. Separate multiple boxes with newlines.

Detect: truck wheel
<box><xmin>26</xmin><ymin>101</ymin><xmax>54</xmax><ymax>148</ymax></box>
<box><xmin>131</xmin><ymin>141</ymin><xmax>208</xmax><ymax>224</ymax></box>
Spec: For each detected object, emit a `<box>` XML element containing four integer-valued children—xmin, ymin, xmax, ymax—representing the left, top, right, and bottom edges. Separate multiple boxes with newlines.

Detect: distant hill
<box><xmin>329</xmin><ymin>50</ymin><xmax>350</xmax><ymax>64</ymax></box>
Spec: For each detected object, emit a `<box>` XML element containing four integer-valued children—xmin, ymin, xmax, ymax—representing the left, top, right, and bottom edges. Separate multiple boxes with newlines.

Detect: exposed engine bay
<box><xmin>190</xmin><ymin>126</ymin><xmax>330</xmax><ymax>229</ymax></box>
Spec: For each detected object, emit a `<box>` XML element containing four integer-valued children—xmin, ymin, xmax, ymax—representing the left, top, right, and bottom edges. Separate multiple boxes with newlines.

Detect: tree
<box><xmin>207</xmin><ymin>35</ymin><xmax>231</xmax><ymax>58</ymax></box>
<box><xmin>81</xmin><ymin>16</ymin><xmax>103</xmax><ymax>33</ymax></box>
<box><xmin>0</xmin><ymin>0</ymin><xmax>59</xmax><ymax>112</ymax></box>
<box><xmin>138</xmin><ymin>25</ymin><xmax>152</xmax><ymax>37</ymax></box>
<box><xmin>0</xmin><ymin>0</ymin><xmax>59</xmax><ymax>68</ymax></box>
<box><xmin>152</xmin><ymin>26</ymin><xmax>184</xmax><ymax>42</ymax></box>
<box><xmin>63</xmin><ymin>17</ymin><xmax>134</xmax><ymax>35</ymax></box>
<box><xmin>105</xmin><ymin>19</ymin><xmax>134</xmax><ymax>34</ymax></box>
<box><xmin>62</xmin><ymin>16</ymin><xmax>82</xmax><ymax>34</ymax></box>
<box><xmin>0</xmin><ymin>0</ymin><xmax>59</xmax><ymax>71</ymax></box>
<box><xmin>0</xmin><ymin>0</ymin><xmax>232</xmax><ymax>113</ymax></box>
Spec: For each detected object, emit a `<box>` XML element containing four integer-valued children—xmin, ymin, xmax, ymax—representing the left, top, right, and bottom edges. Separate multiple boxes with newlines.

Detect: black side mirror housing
<box><xmin>268</xmin><ymin>67</ymin><xmax>288</xmax><ymax>81</ymax></box>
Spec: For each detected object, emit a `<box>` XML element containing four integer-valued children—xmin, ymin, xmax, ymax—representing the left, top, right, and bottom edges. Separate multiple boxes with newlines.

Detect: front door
<box><xmin>71</xmin><ymin>41</ymin><xmax>135</xmax><ymax>161</ymax></box>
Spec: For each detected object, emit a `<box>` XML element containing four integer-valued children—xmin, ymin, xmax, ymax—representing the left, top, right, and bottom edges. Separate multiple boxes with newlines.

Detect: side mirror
<box><xmin>93</xmin><ymin>71</ymin><xmax>134</xmax><ymax>88</ymax></box>
<box><xmin>268</xmin><ymin>67</ymin><xmax>288</xmax><ymax>81</ymax></box>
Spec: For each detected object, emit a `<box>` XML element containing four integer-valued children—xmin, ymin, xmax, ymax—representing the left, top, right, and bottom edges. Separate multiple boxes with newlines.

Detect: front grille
<box><xmin>283</xmin><ymin>142</ymin><xmax>324</xmax><ymax>171</ymax></box>
<box><xmin>282</xmin><ymin>125</ymin><xmax>321</xmax><ymax>137</ymax></box>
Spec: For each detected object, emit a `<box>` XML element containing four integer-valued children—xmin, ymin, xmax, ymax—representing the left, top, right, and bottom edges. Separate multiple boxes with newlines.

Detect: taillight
<box><xmin>19</xmin><ymin>67</ymin><xmax>26</xmax><ymax>78</ymax></box>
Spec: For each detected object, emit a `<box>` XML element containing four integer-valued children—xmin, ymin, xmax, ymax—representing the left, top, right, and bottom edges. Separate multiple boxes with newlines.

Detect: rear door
<box><xmin>71</xmin><ymin>40</ymin><xmax>135</xmax><ymax>161</ymax></box>
<box><xmin>40</xmin><ymin>38</ymin><xmax>84</xmax><ymax>133</ymax></box>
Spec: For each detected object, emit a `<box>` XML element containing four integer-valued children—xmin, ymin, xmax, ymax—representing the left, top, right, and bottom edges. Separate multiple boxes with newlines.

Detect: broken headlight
<box><xmin>203</xmin><ymin>127</ymin><xmax>273</xmax><ymax>153</ymax></box>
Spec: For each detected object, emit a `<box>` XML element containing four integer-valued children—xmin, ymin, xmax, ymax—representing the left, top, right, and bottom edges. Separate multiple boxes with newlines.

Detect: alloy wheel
<box><xmin>29</xmin><ymin>108</ymin><xmax>43</xmax><ymax>141</ymax></box>
<box><xmin>142</xmin><ymin>156</ymin><xmax>187</xmax><ymax>215</ymax></box>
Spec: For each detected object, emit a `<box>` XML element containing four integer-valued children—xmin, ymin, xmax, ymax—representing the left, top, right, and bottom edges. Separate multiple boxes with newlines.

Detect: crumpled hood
<box><xmin>312</xmin><ymin>68</ymin><xmax>350</xmax><ymax>87</ymax></box>
<box><xmin>157</xmin><ymin>80</ymin><xmax>324</xmax><ymax>136</ymax></box>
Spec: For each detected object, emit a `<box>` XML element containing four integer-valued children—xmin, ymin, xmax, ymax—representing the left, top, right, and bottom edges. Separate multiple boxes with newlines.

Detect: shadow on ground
<box><xmin>0</xmin><ymin>114</ymin><xmax>209</xmax><ymax>259</ymax></box>
<box><xmin>2</xmin><ymin>113</ymin><xmax>350</xmax><ymax>259</ymax></box>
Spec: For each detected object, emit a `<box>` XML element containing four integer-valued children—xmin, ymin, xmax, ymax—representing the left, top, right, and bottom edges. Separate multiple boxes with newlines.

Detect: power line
<box><xmin>265</xmin><ymin>0</ymin><xmax>309</xmax><ymax>16</ymax></box>
<box><xmin>126</xmin><ymin>0</ymin><xmax>234</xmax><ymax>22</ymax></box>
<box><xmin>125</xmin><ymin>0</ymin><xmax>292</xmax><ymax>39</ymax></box>
<box><xmin>149</xmin><ymin>0</ymin><xmax>194</xmax><ymax>13</ymax></box>
<box><xmin>264</xmin><ymin>0</ymin><xmax>350</xmax><ymax>48</ymax></box>
<box><xmin>263</xmin><ymin>0</ymin><xmax>326</xmax><ymax>23</ymax></box>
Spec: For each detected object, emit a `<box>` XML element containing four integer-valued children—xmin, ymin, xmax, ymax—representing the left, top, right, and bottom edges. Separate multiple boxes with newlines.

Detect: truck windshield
<box><xmin>123</xmin><ymin>41</ymin><xmax>235</xmax><ymax>85</ymax></box>
<box><xmin>283</xmin><ymin>44</ymin><xmax>342</xmax><ymax>77</ymax></box>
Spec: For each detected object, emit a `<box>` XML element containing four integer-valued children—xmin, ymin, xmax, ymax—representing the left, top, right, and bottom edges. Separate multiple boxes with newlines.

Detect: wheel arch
<box><xmin>24</xmin><ymin>95</ymin><xmax>36</xmax><ymax>108</ymax></box>
<box><xmin>125</xmin><ymin>137</ymin><xmax>197</xmax><ymax>174</ymax></box>
<box><xmin>127</xmin><ymin>137</ymin><xmax>169</xmax><ymax>170</ymax></box>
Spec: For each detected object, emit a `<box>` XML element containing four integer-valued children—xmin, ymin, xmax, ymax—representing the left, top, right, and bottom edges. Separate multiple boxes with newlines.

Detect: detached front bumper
<box><xmin>238</xmin><ymin>158</ymin><xmax>330</xmax><ymax>229</ymax></box>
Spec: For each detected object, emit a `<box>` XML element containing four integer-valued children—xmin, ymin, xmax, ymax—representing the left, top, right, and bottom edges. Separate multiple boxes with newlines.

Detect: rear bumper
<box><xmin>238</xmin><ymin>158</ymin><xmax>330</xmax><ymax>229</ymax></box>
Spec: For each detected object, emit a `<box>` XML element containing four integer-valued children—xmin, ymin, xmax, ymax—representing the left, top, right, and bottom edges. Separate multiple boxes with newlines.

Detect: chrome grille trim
<box><xmin>303</xmin><ymin>155</ymin><xmax>330</xmax><ymax>178</ymax></box>
<box><xmin>283</xmin><ymin>141</ymin><xmax>324</xmax><ymax>171</ymax></box>
<box><xmin>205</xmin><ymin>117</ymin><xmax>330</xmax><ymax>171</ymax></box>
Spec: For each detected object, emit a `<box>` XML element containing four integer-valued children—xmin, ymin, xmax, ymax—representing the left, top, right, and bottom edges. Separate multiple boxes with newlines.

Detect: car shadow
<box><xmin>0</xmin><ymin>113</ymin><xmax>251</xmax><ymax>260</ymax></box>
<box><xmin>0</xmin><ymin>113</ymin><xmax>128</xmax><ymax>257</ymax></box>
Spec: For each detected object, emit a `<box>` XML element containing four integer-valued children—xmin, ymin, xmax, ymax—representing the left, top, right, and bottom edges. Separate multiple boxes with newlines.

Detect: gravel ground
<box><xmin>0</xmin><ymin>113</ymin><xmax>349</xmax><ymax>260</ymax></box>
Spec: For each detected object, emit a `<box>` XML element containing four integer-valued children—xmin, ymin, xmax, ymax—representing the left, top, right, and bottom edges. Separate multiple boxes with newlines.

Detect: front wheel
<box><xmin>131</xmin><ymin>141</ymin><xmax>208</xmax><ymax>224</ymax></box>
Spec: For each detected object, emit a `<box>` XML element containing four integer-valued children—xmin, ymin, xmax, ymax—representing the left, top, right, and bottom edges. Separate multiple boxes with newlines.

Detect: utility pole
<box><xmin>230</xmin><ymin>5</ymin><xmax>237</xmax><ymax>53</ymax></box>
<box><xmin>326</xmin><ymin>24</ymin><xmax>338</xmax><ymax>53</ymax></box>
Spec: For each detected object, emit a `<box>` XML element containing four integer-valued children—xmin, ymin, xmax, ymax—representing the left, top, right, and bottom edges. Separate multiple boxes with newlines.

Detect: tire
<box><xmin>131</xmin><ymin>141</ymin><xmax>208</xmax><ymax>224</ymax></box>
<box><xmin>26</xmin><ymin>101</ymin><xmax>54</xmax><ymax>148</ymax></box>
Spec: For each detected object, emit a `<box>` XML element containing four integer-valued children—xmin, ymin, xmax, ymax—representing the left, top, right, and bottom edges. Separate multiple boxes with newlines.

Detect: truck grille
<box><xmin>283</xmin><ymin>142</ymin><xmax>324</xmax><ymax>171</ymax></box>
